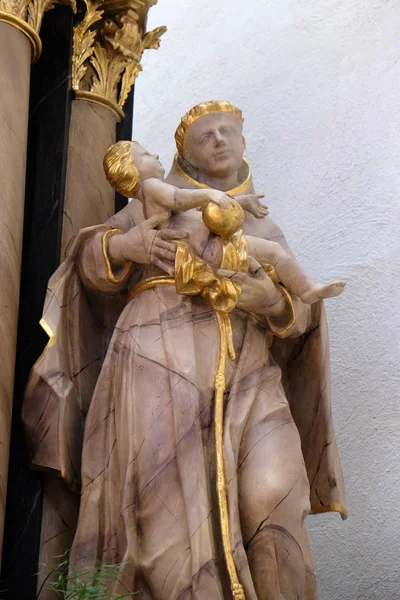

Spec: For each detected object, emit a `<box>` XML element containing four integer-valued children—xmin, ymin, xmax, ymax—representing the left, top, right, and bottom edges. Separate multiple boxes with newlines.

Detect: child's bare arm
<box><xmin>175</xmin><ymin>187</ymin><xmax>233</xmax><ymax>211</ymax></box>
<box><xmin>142</xmin><ymin>178</ymin><xmax>234</xmax><ymax>217</ymax></box>
<box><xmin>142</xmin><ymin>178</ymin><xmax>178</xmax><ymax>213</ymax></box>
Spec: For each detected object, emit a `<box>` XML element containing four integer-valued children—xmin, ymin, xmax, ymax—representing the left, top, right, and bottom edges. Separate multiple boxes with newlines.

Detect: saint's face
<box><xmin>183</xmin><ymin>112</ymin><xmax>245</xmax><ymax>179</ymax></box>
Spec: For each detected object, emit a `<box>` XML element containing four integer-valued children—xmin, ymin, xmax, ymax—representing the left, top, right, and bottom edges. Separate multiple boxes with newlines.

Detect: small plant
<box><xmin>39</xmin><ymin>550</ymin><xmax>135</xmax><ymax>599</ymax></box>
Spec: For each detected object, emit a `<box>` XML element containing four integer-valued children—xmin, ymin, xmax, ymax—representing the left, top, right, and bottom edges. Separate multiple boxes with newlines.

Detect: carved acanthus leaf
<box><xmin>14</xmin><ymin>0</ymin><xmax>30</xmax><ymax>18</ymax></box>
<box><xmin>27</xmin><ymin>0</ymin><xmax>77</xmax><ymax>33</ymax></box>
<box><xmin>142</xmin><ymin>24</ymin><xmax>166</xmax><ymax>50</ymax></box>
<box><xmin>90</xmin><ymin>44</ymin><xmax>128</xmax><ymax>104</ymax></box>
<box><xmin>119</xmin><ymin>61</ymin><xmax>141</xmax><ymax>109</ymax></box>
<box><xmin>103</xmin><ymin>9</ymin><xmax>141</xmax><ymax>60</ymax></box>
<box><xmin>72</xmin><ymin>0</ymin><xmax>166</xmax><ymax>116</ymax></box>
<box><xmin>0</xmin><ymin>0</ymin><xmax>30</xmax><ymax>20</ymax></box>
<box><xmin>0</xmin><ymin>0</ymin><xmax>10</xmax><ymax>12</ymax></box>
<box><xmin>72</xmin><ymin>0</ymin><xmax>103</xmax><ymax>91</ymax></box>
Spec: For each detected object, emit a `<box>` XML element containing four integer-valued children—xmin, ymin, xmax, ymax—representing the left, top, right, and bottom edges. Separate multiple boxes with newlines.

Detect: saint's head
<box><xmin>175</xmin><ymin>101</ymin><xmax>246</xmax><ymax>181</ymax></box>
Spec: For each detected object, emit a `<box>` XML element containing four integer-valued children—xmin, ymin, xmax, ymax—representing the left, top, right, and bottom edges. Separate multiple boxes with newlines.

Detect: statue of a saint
<box><xmin>23</xmin><ymin>101</ymin><xmax>346</xmax><ymax>599</ymax></box>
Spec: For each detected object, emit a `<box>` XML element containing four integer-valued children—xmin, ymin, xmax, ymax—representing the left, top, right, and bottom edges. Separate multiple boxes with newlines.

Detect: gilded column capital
<box><xmin>72</xmin><ymin>0</ymin><xmax>166</xmax><ymax>121</ymax></box>
<box><xmin>0</xmin><ymin>0</ymin><xmax>77</xmax><ymax>62</ymax></box>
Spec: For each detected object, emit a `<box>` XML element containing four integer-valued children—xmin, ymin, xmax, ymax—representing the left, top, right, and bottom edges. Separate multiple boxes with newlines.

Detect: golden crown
<box><xmin>175</xmin><ymin>101</ymin><xmax>244</xmax><ymax>157</ymax></box>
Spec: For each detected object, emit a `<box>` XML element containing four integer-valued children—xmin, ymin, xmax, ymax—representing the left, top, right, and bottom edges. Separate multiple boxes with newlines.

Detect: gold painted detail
<box><xmin>312</xmin><ymin>503</ymin><xmax>348</xmax><ymax>521</ymax></box>
<box><xmin>72</xmin><ymin>0</ymin><xmax>103</xmax><ymax>89</ymax></box>
<box><xmin>257</xmin><ymin>265</ymin><xmax>297</xmax><ymax>338</ymax></box>
<box><xmin>72</xmin><ymin>0</ymin><xmax>166</xmax><ymax>117</ymax></box>
<box><xmin>75</xmin><ymin>89</ymin><xmax>125</xmax><ymax>120</ymax></box>
<box><xmin>0</xmin><ymin>0</ymin><xmax>30</xmax><ymax>20</ymax></box>
<box><xmin>39</xmin><ymin>317</ymin><xmax>55</xmax><ymax>344</ymax></box>
<box><xmin>102</xmin><ymin>228</ymin><xmax>135</xmax><ymax>284</ymax></box>
<box><xmin>174</xmin><ymin>242</ymin><xmax>241</xmax><ymax>369</ymax></box>
<box><xmin>265</xmin><ymin>284</ymin><xmax>296</xmax><ymax>338</ymax></box>
<box><xmin>127</xmin><ymin>275</ymin><xmax>174</xmax><ymax>302</ymax></box>
<box><xmin>119</xmin><ymin>233</ymin><xmax>294</xmax><ymax>598</ymax></box>
<box><xmin>0</xmin><ymin>0</ymin><xmax>76</xmax><ymax>34</ymax></box>
<box><xmin>173</xmin><ymin>242</ymin><xmax>246</xmax><ymax>599</ymax></box>
<box><xmin>27</xmin><ymin>0</ymin><xmax>76</xmax><ymax>34</ymax></box>
<box><xmin>262</xmin><ymin>263</ymin><xmax>280</xmax><ymax>284</ymax></box>
<box><xmin>128</xmin><ymin>238</ymin><xmax>302</xmax><ymax>598</ymax></box>
<box><xmin>173</xmin><ymin>154</ymin><xmax>253</xmax><ymax>197</ymax></box>
<box><xmin>213</xmin><ymin>309</ymin><xmax>245</xmax><ymax>600</ymax></box>
<box><xmin>127</xmin><ymin>242</ymin><xmax>247</xmax><ymax>598</ymax></box>
<box><xmin>221</xmin><ymin>230</ymin><xmax>248</xmax><ymax>272</ymax></box>
<box><xmin>203</xmin><ymin>198</ymin><xmax>244</xmax><ymax>239</ymax></box>
<box><xmin>31</xmin><ymin>317</ymin><xmax>56</xmax><ymax>371</ymax></box>
<box><xmin>0</xmin><ymin>0</ymin><xmax>76</xmax><ymax>61</ymax></box>
<box><xmin>0</xmin><ymin>10</ymin><xmax>41</xmax><ymax>62</ymax></box>
<box><xmin>126</xmin><ymin>241</ymin><xmax>301</xmax><ymax>595</ymax></box>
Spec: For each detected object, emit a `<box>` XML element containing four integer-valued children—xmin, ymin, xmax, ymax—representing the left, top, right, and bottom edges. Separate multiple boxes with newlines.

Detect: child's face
<box><xmin>133</xmin><ymin>147</ymin><xmax>165</xmax><ymax>181</ymax></box>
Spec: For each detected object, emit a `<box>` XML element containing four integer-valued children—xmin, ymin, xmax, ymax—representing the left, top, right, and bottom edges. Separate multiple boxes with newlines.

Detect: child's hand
<box><xmin>236</xmin><ymin>194</ymin><xmax>268</xmax><ymax>218</ymax></box>
<box><xmin>207</xmin><ymin>190</ymin><xmax>234</xmax><ymax>208</ymax></box>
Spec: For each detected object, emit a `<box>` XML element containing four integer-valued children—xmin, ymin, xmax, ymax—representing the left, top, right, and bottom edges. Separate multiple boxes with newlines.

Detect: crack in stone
<box><xmin>309</xmin><ymin>441</ymin><xmax>331</xmax><ymax>489</ymax></box>
<box><xmin>245</xmin><ymin>474</ymin><xmax>301</xmax><ymax>549</ymax></box>
<box><xmin>238</xmin><ymin>419</ymin><xmax>293</xmax><ymax>471</ymax></box>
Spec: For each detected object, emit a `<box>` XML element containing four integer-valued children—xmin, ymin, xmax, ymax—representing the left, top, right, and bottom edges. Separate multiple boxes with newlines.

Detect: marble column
<box><xmin>36</xmin><ymin>477</ymin><xmax>80</xmax><ymax>599</ymax></box>
<box><xmin>37</xmin><ymin>97</ymin><xmax>119</xmax><ymax>599</ymax></box>
<box><xmin>60</xmin><ymin>99</ymin><xmax>119</xmax><ymax>257</ymax></box>
<box><xmin>0</xmin><ymin>18</ymin><xmax>38</xmax><ymax>563</ymax></box>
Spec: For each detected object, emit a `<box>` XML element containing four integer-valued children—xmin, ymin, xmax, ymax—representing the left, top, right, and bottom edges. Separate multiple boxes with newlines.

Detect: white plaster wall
<box><xmin>133</xmin><ymin>1</ymin><xmax>400</xmax><ymax>598</ymax></box>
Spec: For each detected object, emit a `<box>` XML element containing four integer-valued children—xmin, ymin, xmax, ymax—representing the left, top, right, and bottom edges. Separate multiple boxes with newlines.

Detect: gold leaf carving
<box><xmin>0</xmin><ymin>0</ymin><xmax>76</xmax><ymax>64</ymax></box>
<box><xmin>15</xmin><ymin>0</ymin><xmax>30</xmax><ymax>18</ymax></box>
<box><xmin>142</xmin><ymin>24</ymin><xmax>166</xmax><ymax>50</ymax></box>
<box><xmin>28</xmin><ymin>0</ymin><xmax>77</xmax><ymax>34</ymax></box>
<box><xmin>72</xmin><ymin>0</ymin><xmax>166</xmax><ymax>117</ymax></box>
<box><xmin>72</xmin><ymin>0</ymin><xmax>103</xmax><ymax>91</ymax></box>
<box><xmin>119</xmin><ymin>60</ymin><xmax>141</xmax><ymax>109</ymax></box>
<box><xmin>0</xmin><ymin>0</ymin><xmax>10</xmax><ymax>12</ymax></box>
<box><xmin>0</xmin><ymin>0</ymin><xmax>30</xmax><ymax>19</ymax></box>
<box><xmin>90</xmin><ymin>44</ymin><xmax>128</xmax><ymax>104</ymax></box>
<box><xmin>0</xmin><ymin>0</ymin><xmax>30</xmax><ymax>20</ymax></box>
<box><xmin>103</xmin><ymin>9</ymin><xmax>141</xmax><ymax>60</ymax></box>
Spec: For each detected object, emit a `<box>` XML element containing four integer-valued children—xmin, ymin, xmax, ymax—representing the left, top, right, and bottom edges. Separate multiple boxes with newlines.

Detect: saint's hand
<box><xmin>108</xmin><ymin>213</ymin><xmax>188</xmax><ymax>276</ymax></box>
<box><xmin>218</xmin><ymin>256</ymin><xmax>287</xmax><ymax>317</ymax></box>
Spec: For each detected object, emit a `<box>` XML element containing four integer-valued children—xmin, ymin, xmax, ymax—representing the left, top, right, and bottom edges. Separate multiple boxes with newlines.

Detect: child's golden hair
<box><xmin>103</xmin><ymin>141</ymin><xmax>140</xmax><ymax>197</ymax></box>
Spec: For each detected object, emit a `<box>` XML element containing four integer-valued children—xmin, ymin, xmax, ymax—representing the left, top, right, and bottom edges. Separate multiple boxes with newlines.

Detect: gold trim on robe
<box><xmin>102</xmin><ymin>228</ymin><xmax>135</xmax><ymax>284</ymax></box>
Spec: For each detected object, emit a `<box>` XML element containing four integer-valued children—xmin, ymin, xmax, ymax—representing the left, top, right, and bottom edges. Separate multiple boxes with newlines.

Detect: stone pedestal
<box><xmin>0</xmin><ymin>21</ymin><xmax>32</xmax><ymax>562</ymax></box>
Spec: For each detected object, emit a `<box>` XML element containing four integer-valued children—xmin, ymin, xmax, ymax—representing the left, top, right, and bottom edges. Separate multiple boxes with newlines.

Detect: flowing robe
<box><xmin>23</xmin><ymin>160</ymin><xmax>346</xmax><ymax>599</ymax></box>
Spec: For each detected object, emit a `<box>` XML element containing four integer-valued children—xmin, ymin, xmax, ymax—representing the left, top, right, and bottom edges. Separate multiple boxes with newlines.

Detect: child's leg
<box><xmin>246</xmin><ymin>236</ymin><xmax>345</xmax><ymax>303</ymax></box>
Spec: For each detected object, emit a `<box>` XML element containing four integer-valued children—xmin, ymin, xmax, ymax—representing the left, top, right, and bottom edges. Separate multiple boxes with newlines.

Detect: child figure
<box><xmin>104</xmin><ymin>141</ymin><xmax>345</xmax><ymax>304</ymax></box>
